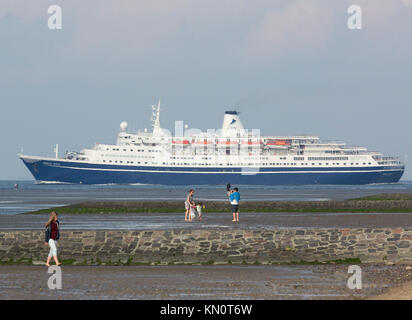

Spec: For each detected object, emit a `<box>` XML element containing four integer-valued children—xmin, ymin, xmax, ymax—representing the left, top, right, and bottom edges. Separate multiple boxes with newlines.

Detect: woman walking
<box><xmin>185</xmin><ymin>189</ymin><xmax>195</xmax><ymax>222</ymax></box>
<box><xmin>45</xmin><ymin>211</ymin><xmax>61</xmax><ymax>267</ymax></box>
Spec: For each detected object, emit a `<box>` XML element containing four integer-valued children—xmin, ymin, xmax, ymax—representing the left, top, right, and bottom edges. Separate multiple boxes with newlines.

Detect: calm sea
<box><xmin>1</xmin><ymin>180</ymin><xmax>412</xmax><ymax>216</ymax></box>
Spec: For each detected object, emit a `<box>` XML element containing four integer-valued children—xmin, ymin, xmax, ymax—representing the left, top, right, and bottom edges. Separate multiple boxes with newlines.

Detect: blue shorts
<box><xmin>231</xmin><ymin>205</ymin><xmax>239</xmax><ymax>213</ymax></box>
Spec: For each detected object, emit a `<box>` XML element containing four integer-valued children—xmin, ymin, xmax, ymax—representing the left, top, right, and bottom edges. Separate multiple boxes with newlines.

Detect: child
<box><xmin>189</xmin><ymin>205</ymin><xmax>196</xmax><ymax>221</ymax></box>
<box><xmin>196</xmin><ymin>202</ymin><xmax>204</xmax><ymax>221</ymax></box>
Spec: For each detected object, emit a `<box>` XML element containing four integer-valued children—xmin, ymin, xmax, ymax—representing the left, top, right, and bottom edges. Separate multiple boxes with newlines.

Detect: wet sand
<box><xmin>0</xmin><ymin>186</ymin><xmax>382</xmax><ymax>216</ymax></box>
<box><xmin>2</xmin><ymin>211</ymin><xmax>412</xmax><ymax>230</ymax></box>
<box><xmin>1</xmin><ymin>264</ymin><xmax>411</xmax><ymax>300</ymax></box>
<box><xmin>369</xmin><ymin>279</ymin><xmax>412</xmax><ymax>300</ymax></box>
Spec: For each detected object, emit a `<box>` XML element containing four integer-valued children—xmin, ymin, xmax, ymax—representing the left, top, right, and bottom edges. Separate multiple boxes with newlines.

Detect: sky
<box><xmin>0</xmin><ymin>0</ymin><xmax>411</xmax><ymax>180</ymax></box>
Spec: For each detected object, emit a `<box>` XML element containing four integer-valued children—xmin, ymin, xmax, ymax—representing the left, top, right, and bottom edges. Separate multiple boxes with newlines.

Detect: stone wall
<box><xmin>1</xmin><ymin>228</ymin><xmax>412</xmax><ymax>264</ymax></box>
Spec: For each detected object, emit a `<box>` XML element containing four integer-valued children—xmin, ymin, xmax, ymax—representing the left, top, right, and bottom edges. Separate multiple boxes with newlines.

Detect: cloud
<box><xmin>354</xmin><ymin>0</ymin><xmax>404</xmax><ymax>26</ymax></box>
<box><xmin>63</xmin><ymin>1</ymin><xmax>191</xmax><ymax>57</ymax></box>
<box><xmin>241</xmin><ymin>0</ymin><xmax>412</xmax><ymax>62</ymax></box>
<box><xmin>243</xmin><ymin>0</ymin><xmax>336</xmax><ymax>62</ymax></box>
<box><xmin>1</xmin><ymin>0</ymin><xmax>411</xmax><ymax>64</ymax></box>
<box><xmin>0</xmin><ymin>0</ymin><xmax>195</xmax><ymax>59</ymax></box>
<box><xmin>402</xmin><ymin>0</ymin><xmax>412</xmax><ymax>7</ymax></box>
<box><xmin>0</xmin><ymin>0</ymin><xmax>49</xmax><ymax>21</ymax></box>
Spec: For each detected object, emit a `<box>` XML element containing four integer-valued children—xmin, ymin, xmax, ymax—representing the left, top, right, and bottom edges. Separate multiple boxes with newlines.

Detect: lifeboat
<box><xmin>266</xmin><ymin>139</ymin><xmax>291</xmax><ymax>146</ymax></box>
<box><xmin>216</xmin><ymin>140</ymin><xmax>239</xmax><ymax>145</ymax></box>
<box><xmin>192</xmin><ymin>140</ymin><xmax>213</xmax><ymax>145</ymax></box>
<box><xmin>240</xmin><ymin>140</ymin><xmax>262</xmax><ymax>145</ymax></box>
<box><xmin>172</xmin><ymin>139</ymin><xmax>190</xmax><ymax>145</ymax></box>
<box><xmin>191</xmin><ymin>140</ymin><xmax>214</xmax><ymax>148</ymax></box>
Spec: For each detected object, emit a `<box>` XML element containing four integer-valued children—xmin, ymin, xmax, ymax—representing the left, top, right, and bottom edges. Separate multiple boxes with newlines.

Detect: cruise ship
<box><xmin>18</xmin><ymin>102</ymin><xmax>405</xmax><ymax>185</ymax></box>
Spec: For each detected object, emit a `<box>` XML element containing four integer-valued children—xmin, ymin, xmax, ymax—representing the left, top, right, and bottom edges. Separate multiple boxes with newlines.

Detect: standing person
<box><xmin>185</xmin><ymin>189</ymin><xmax>195</xmax><ymax>222</ymax></box>
<box><xmin>45</xmin><ymin>211</ymin><xmax>61</xmax><ymax>267</ymax></box>
<box><xmin>227</xmin><ymin>187</ymin><xmax>240</xmax><ymax>222</ymax></box>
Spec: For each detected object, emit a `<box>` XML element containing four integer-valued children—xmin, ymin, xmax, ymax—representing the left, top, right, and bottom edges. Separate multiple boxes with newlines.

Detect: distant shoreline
<box><xmin>23</xmin><ymin>193</ymin><xmax>412</xmax><ymax>214</ymax></box>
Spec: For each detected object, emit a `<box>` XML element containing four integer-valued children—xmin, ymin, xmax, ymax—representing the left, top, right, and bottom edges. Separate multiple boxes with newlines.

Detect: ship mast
<box><xmin>151</xmin><ymin>99</ymin><xmax>162</xmax><ymax>136</ymax></box>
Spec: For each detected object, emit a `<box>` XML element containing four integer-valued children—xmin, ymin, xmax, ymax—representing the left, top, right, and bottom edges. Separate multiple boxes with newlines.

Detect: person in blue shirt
<box><xmin>227</xmin><ymin>187</ymin><xmax>240</xmax><ymax>222</ymax></box>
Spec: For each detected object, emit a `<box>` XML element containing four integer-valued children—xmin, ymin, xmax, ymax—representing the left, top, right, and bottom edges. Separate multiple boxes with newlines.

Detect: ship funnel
<box><xmin>221</xmin><ymin>111</ymin><xmax>246</xmax><ymax>137</ymax></box>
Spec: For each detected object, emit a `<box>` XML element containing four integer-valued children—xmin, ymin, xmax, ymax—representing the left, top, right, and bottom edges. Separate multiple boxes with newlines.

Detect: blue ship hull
<box><xmin>20</xmin><ymin>157</ymin><xmax>405</xmax><ymax>185</ymax></box>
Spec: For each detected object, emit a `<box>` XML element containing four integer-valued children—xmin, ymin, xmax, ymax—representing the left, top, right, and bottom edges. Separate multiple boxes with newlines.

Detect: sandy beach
<box><xmin>1</xmin><ymin>264</ymin><xmax>412</xmax><ymax>300</ymax></box>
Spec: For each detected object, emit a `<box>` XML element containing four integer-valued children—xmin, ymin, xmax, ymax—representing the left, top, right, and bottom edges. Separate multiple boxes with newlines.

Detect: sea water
<box><xmin>1</xmin><ymin>180</ymin><xmax>412</xmax><ymax>216</ymax></box>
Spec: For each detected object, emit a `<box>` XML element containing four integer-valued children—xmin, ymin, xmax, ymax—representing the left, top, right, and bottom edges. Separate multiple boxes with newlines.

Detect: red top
<box><xmin>50</xmin><ymin>222</ymin><xmax>58</xmax><ymax>240</ymax></box>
